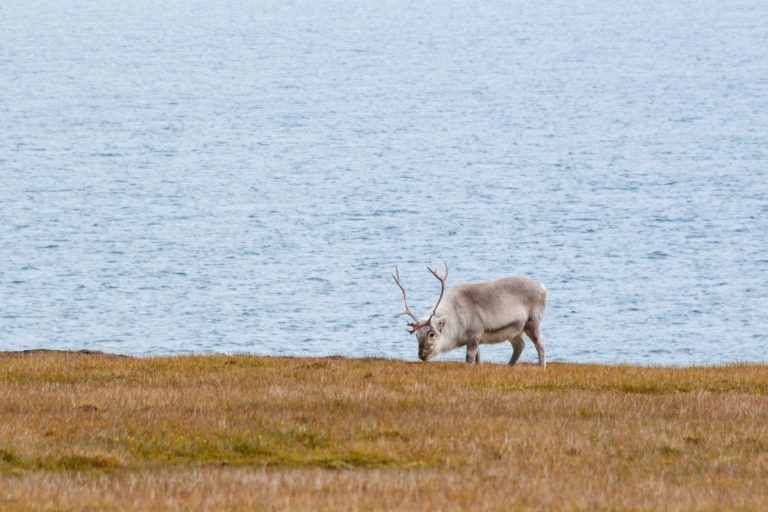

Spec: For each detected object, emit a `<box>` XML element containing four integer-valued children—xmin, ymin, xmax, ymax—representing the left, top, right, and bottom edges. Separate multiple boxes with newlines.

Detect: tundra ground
<box><xmin>0</xmin><ymin>351</ymin><xmax>766</xmax><ymax>511</ymax></box>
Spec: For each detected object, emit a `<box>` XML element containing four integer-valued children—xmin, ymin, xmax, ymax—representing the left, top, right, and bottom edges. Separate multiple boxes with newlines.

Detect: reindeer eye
<box><xmin>429</xmin><ymin>332</ymin><xmax>435</xmax><ymax>338</ymax></box>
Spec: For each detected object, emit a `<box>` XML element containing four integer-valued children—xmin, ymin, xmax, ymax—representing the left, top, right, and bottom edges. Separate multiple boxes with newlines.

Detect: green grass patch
<box><xmin>46</xmin><ymin>455</ymin><xmax>119</xmax><ymax>471</ymax></box>
<box><xmin>314</xmin><ymin>450</ymin><xmax>396</xmax><ymax>469</ymax></box>
<box><xmin>0</xmin><ymin>449</ymin><xmax>19</xmax><ymax>465</ymax></box>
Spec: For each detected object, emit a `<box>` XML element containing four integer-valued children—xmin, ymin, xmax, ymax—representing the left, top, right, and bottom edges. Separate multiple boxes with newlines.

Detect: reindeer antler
<box><xmin>393</xmin><ymin>263</ymin><xmax>449</xmax><ymax>334</ymax></box>
<box><xmin>425</xmin><ymin>262</ymin><xmax>448</xmax><ymax>325</ymax></box>
<box><xmin>392</xmin><ymin>267</ymin><xmax>421</xmax><ymax>332</ymax></box>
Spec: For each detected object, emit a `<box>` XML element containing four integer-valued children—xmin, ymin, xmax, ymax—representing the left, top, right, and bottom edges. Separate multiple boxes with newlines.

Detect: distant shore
<box><xmin>1</xmin><ymin>352</ymin><xmax>766</xmax><ymax>509</ymax></box>
<box><xmin>0</xmin><ymin>348</ymin><xmax>131</xmax><ymax>358</ymax></box>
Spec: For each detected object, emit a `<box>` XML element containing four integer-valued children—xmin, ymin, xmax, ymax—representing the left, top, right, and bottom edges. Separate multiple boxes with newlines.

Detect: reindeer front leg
<box><xmin>466</xmin><ymin>341</ymin><xmax>480</xmax><ymax>365</ymax></box>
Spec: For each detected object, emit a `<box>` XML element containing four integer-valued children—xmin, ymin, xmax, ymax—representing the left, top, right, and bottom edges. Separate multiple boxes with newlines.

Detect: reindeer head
<box><xmin>392</xmin><ymin>263</ymin><xmax>448</xmax><ymax>361</ymax></box>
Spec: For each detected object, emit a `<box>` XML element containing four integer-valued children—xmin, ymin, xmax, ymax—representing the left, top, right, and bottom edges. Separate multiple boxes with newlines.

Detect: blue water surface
<box><xmin>1</xmin><ymin>0</ymin><xmax>766</xmax><ymax>364</ymax></box>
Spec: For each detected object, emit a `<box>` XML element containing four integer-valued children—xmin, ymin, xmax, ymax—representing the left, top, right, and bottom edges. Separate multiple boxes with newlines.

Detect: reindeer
<box><xmin>393</xmin><ymin>264</ymin><xmax>547</xmax><ymax>367</ymax></box>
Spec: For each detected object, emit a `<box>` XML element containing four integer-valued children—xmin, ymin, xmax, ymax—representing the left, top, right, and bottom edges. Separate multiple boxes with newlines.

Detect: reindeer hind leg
<box><xmin>525</xmin><ymin>316</ymin><xmax>545</xmax><ymax>368</ymax></box>
<box><xmin>509</xmin><ymin>336</ymin><xmax>525</xmax><ymax>366</ymax></box>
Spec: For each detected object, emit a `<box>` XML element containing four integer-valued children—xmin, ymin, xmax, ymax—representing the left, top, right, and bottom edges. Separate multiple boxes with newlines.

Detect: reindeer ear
<box><xmin>434</xmin><ymin>316</ymin><xmax>446</xmax><ymax>331</ymax></box>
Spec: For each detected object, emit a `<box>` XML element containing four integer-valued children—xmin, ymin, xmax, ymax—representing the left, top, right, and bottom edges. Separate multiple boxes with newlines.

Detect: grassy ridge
<box><xmin>1</xmin><ymin>351</ymin><xmax>767</xmax><ymax>510</ymax></box>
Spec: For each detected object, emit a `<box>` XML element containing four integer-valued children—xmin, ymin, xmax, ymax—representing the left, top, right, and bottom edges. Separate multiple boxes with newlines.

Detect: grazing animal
<box><xmin>393</xmin><ymin>264</ymin><xmax>547</xmax><ymax>367</ymax></box>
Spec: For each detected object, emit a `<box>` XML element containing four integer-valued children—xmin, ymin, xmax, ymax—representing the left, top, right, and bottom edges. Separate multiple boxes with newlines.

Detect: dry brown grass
<box><xmin>1</xmin><ymin>351</ymin><xmax>766</xmax><ymax>511</ymax></box>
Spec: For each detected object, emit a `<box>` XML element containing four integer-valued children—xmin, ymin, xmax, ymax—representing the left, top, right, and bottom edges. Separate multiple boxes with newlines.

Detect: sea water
<box><xmin>1</xmin><ymin>0</ymin><xmax>766</xmax><ymax>364</ymax></box>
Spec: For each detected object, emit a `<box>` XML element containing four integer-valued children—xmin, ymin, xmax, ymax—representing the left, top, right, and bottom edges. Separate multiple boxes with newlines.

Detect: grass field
<box><xmin>0</xmin><ymin>351</ymin><xmax>766</xmax><ymax>510</ymax></box>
